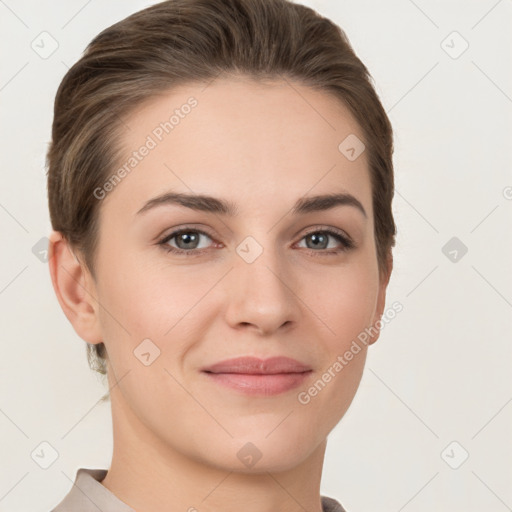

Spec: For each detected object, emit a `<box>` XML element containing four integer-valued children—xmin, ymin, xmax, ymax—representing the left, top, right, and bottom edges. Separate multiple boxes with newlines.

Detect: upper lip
<box><xmin>201</xmin><ymin>356</ymin><xmax>312</xmax><ymax>375</ymax></box>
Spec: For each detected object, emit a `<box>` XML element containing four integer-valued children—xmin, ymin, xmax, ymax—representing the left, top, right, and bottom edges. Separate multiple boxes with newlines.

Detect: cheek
<box><xmin>306</xmin><ymin>260</ymin><xmax>379</xmax><ymax>350</ymax></box>
<box><xmin>96</xmin><ymin>247</ymin><xmax>202</xmax><ymax>336</ymax></box>
<box><xmin>94</xmin><ymin>250</ymin><xmax>222</xmax><ymax>389</ymax></box>
<box><xmin>292</xmin><ymin>260</ymin><xmax>376</xmax><ymax>407</ymax></box>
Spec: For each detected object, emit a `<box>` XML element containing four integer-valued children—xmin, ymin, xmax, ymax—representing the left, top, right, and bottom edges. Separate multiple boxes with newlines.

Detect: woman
<box><xmin>47</xmin><ymin>0</ymin><xmax>396</xmax><ymax>510</ymax></box>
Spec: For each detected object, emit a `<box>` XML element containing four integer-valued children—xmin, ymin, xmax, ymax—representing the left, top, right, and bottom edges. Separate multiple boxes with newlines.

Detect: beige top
<box><xmin>51</xmin><ymin>468</ymin><xmax>347</xmax><ymax>512</ymax></box>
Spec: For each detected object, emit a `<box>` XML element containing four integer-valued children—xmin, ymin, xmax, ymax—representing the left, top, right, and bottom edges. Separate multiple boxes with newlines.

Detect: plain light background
<box><xmin>1</xmin><ymin>0</ymin><xmax>511</xmax><ymax>511</ymax></box>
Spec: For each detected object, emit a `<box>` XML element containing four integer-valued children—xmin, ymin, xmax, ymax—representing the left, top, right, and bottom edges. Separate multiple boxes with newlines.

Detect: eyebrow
<box><xmin>136</xmin><ymin>191</ymin><xmax>367</xmax><ymax>218</ymax></box>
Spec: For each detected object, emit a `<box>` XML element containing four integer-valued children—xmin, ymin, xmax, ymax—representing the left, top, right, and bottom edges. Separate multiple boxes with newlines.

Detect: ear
<box><xmin>368</xmin><ymin>252</ymin><xmax>393</xmax><ymax>346</ymax></box>
<box><xmin>48</xmin><ymin>230</ymin><xmax>103</xmax><ymax>345</ymax></box>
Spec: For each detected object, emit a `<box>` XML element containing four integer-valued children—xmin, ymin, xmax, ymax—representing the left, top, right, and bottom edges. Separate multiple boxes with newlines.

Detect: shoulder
<box><xmin>321</xmin><ymin>494</ymin><xmax>348</xmax><ymax>512</ymax></box>
<box><xmin>50</xmin><ymin>468</ymin><xmax>134</xmax><ymax>512</ymax></box>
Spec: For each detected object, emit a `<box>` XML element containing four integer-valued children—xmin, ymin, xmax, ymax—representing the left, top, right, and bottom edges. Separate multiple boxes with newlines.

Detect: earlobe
<box><xmin>48</xmin><ymin>231</ymin><xmax>103</xmax><ymax>345</ymax></box>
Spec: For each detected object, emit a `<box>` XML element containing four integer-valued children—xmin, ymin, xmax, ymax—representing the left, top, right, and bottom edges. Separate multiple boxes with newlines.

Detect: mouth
<box><xmin>201</xmin><ymin>355</ymin><xmax>312</xmax><ymax>374</ymax></box>
<box><xmin>201</xmin><ymin>356</ymin><xmax>313</xmax><ymax>396</ymax></box>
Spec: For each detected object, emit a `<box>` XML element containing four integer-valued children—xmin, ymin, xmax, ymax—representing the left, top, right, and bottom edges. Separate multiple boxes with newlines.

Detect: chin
<box><xmin>201</xmin><ymin>429</ymin><xmax>320</xmax><ymax>475</ymax></box>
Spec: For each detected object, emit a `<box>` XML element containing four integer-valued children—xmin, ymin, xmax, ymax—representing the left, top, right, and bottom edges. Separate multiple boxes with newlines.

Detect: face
<box><xmin>86</xmin><ymin>76</ymin><xmax>387</xmax><ymax>473</ymax></box>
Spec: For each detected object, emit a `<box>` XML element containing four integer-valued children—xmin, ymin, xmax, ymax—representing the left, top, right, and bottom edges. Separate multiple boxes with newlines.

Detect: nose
<box><xmin>224</xmin><ymin>243</ymin><xmax>301</xmax><ymax>336</ymax></box>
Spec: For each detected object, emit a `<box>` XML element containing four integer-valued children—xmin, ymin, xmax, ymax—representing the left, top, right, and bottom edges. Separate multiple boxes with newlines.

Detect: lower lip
<box><xmin>202</xmin><ymin>371</ymin><xmax>312</xmax><ymax>396</ymax></box>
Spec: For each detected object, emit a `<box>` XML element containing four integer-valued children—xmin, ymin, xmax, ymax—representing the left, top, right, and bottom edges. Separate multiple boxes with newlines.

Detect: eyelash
<box><xmin>157</xmin><ymin>226</ymin><xmax>355</xmax><ymax>257</ymax></box>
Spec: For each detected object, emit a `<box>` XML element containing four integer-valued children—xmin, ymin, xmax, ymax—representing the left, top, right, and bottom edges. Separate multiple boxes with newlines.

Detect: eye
<box><xmin>158</xmin><ymin>228</ymin><xmax>216</xmax><ymax>255</ymax></box>
<box><xmin>157</xmin><ymin>226</ymin><xmax>355</xmax><ymax>257</ymax></box>
<box><xmin>296</xmin><ymin>228</ymin><xmax>355</xmax><ymax>254</ymax></box>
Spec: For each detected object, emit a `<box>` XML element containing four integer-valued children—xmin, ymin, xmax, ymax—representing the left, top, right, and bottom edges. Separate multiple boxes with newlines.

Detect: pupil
<box><xmin>309</xmin><ymin>233</ymin><xmax>326</xmax><ymax>249</ymax></box>
<box><xmin>180</xmin><ymin>232</ymin><xmax>197</xmax><ymax>248</ymax></box>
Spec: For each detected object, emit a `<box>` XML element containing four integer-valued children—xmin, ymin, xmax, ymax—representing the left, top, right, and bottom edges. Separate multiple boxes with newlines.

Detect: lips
<box><xmin>201</xmin><ymin>356</ymin><xmax>313</xmax><ymax>396</ymax></box>
<box><xmin>201</xmin><ymin>356</ymin><xmax>312</xmax><ymax>374</ymax></box>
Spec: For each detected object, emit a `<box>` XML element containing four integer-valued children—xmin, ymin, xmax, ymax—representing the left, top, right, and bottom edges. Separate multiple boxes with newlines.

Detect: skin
<box><xmin>49</xmin><ymin>76</ymin><xmax>392</xmax><ymax>512</ymax></box>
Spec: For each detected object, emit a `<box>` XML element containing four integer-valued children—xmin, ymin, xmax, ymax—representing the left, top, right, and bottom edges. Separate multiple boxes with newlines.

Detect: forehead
<box><xmin>102</xmin><ymin>76</ymin><xmax>371</xmax><ymax>218</ymax></box>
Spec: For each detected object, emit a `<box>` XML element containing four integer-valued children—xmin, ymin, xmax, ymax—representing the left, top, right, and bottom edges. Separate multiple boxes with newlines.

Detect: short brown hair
<box><xmin>47</xmin><ymin>0</ymin><xmax>396</xmax><ymax>378</ymax></box>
